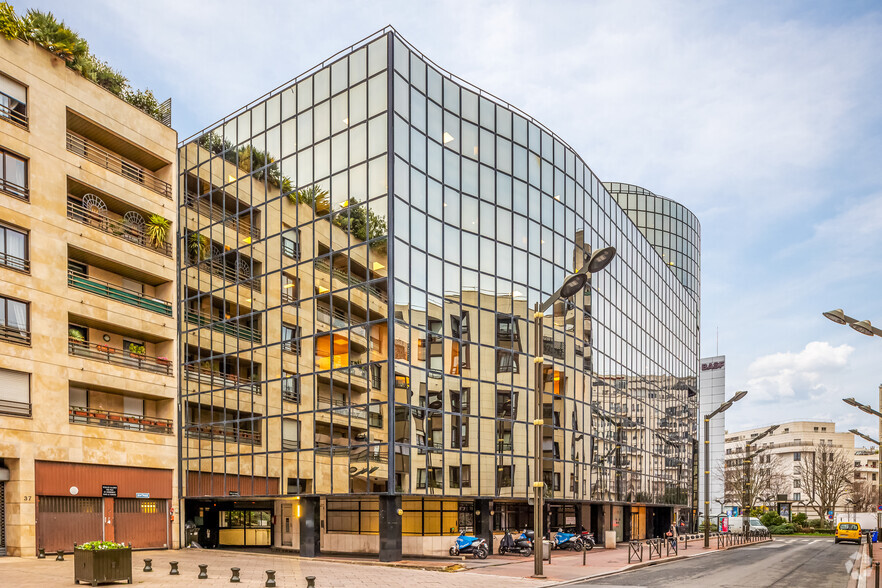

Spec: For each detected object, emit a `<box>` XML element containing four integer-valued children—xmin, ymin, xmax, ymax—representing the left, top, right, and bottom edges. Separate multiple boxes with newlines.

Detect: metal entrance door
<box><xmin>114</xmin><ymin>499</ymin><xmax>169</xmax><ymax>549</ymax></box>
<box><xmin>37</xmin><ymin>497</ymin><xmax>103</xmax><ymax>553</ymax></box>
<box><xmin>281</xmin><ymin>504</ymin><xmax>293</xmax><ymax>546</ymax></box>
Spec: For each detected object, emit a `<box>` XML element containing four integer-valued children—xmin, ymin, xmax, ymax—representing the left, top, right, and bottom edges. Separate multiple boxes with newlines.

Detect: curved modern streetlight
<box><xmin>703</xmin><ymin>391</ymin><xmax>749</xmax><ymax>547</ymax></box>
<box><xmin>532</xmin><ymin>245</ymin><xmax>616</xmax><ymax>578</ymax></box>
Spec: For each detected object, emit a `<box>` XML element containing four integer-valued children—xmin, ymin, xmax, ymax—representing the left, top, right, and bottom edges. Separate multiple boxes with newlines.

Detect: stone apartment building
<box><xmin>0</xmin><ymin>37</ymin><xmax>177</xmax><ymax>556</ymax></box>
<box><xmin>724</xmin><ymin>421</ymin><xmax>860</xmax><ymax>518</ymax></box>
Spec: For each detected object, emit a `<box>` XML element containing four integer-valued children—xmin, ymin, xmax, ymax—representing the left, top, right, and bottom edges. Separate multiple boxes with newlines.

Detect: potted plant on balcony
<box><xmin>145</xmin><ymin>214</ymin><xmax>170</xmax><ymax>249</ymax></box>
<box><xmin>188</xmin><ymin>231</ymin><xmax>209</xmax><ymax>261</ymax></box>
<box><xmin>68</xmin><ymin>327</ymin><xmax>86</xmax><ymax>349</ymax></box>
<box><xmin>128</xmin><ymin>343</ymin><xmax>146</xmax><ymax>358</ymax></box>
<box><xmin>74</xmin><ymin>540</ymin><xmax>132</xmax><ymax>586</ymax></box>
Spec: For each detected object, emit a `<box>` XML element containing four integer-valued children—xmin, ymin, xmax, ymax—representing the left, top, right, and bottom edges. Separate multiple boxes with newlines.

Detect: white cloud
<box><xmin>745</xmin><ymin>341</ymin><xmax>853</xmax><ymax>402</ymax></box>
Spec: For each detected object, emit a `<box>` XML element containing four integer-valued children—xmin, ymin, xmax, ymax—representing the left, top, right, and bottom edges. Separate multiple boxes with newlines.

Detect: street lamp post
<box><xmin>845</xmin><ymin>398</ymin><xmax>882</xmax><ymax>515</ymax></box>
<box><xmin>703</xmin><ymin>390</ymin><xmax>748</xmax><ymax>548</ymax></box>
<box><xmin>825</xmin><ymin>309</ymin><xmax>882</xmax><ymax>514</ymax></box>
<box><xmin>532</xmin><ymin>245</ymin><xmax>615</xmax><ymax>579</ymax></box>
<box><xmin>742</xmin><ymin>424</ymin><xmax>779</xmax><ymax>535</ymax></box>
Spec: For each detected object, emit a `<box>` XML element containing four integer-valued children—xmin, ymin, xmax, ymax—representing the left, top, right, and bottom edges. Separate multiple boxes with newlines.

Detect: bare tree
<box><xmin>800</xmin><ymin>443</ymin><xmax>854</xmax><ymax>524</ymax></box>
<box><xmin>849</xmin><ymin>480</ymin><xmax>878</xmax><ymax>513</ymax></box>
<box><xmin>719</xmin><ymin>451</ymin><xmax>788</xmax><ymax>512</ymax></box>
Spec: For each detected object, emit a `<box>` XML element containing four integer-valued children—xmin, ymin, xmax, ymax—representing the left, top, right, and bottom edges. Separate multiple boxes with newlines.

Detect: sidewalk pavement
<box><xmin>0</xmin><ymin>535</ymin><xmax>770</xmax><ymax>587</ymax></box>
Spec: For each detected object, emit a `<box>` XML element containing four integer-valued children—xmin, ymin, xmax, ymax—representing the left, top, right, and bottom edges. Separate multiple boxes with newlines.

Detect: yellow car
<box><xmin>834</xmin><ymin>522</ymin><xmax>862</xmax><ymax>544</ymax></box>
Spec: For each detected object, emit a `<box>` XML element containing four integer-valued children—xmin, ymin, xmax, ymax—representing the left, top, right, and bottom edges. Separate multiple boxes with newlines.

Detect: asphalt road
<box><xmin>575</xmin><ymin>536</ymin><xmax>860</xmax><ymax>588</ymax></box>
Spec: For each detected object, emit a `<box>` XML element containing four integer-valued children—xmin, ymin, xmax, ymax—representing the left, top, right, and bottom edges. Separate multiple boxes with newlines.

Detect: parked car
<box><xmin>835</xmin><ymin>522</ymin><xmax>862</xmax><ymax>545</ymax></box>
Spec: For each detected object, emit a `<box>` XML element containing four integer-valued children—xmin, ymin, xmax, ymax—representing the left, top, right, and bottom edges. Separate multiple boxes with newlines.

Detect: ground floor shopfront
<box><xmin>183</xmin><ymin>495</ymin><xmax>683</xmax><ymax>560</ymax></box>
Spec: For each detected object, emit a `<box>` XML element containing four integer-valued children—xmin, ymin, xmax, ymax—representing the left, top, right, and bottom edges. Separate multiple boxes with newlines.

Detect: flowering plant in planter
<box><xmin>75</xmin><ymin>541</ymin><xmax>132</xmax><ymax>585</ymax></box>
<box><xmin>78</xmin><ymin>541</ymin><xmax>127</xmax><ymax>550</ymax></box>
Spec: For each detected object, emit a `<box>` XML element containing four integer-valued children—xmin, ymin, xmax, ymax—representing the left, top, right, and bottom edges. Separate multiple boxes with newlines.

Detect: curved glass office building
<box><xmin>178</xmin><ymin>28</ymin><xmax>700</xmax><ymax>560</ymax></box>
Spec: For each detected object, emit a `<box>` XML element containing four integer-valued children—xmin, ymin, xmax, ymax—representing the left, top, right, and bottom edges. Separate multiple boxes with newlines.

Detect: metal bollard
<box><xmin>265</xmin><ymin>569</ymin><xmax>277</xmax><ymax>587</ymax></box>
<box><xmin>583</xmin><ymin>545</ymin><xmax>586</xmax><ymax>566</ymax></box>
<box><xmin>143</xmin><ymin>558</ymin><xmax>153</xmax><ymax>572</ymax></box>
<box><xmin>306</xmin><ymin>576</ymin><xmax>316</xmax><ymax>588</ymax></box>
<box><xmin>37</xmin><ymin>547</ymin><xmax>45</xmax><ymax>559</ymax></box>
<box><xmin>199</xmin><ymin>564</ymin><xmax>208</xmax><ymax>579</ymax></box>
<box><xmin>875</xmin><ymin>561</ymin><xmax>879</xmax><ymax>588</ymax></box>
<box><xmin>231</xmin><ymin>567</ymin><xmax>241</xmax><ymax>583</ymax></box>
<box><xmin>55</xmin><ymin>549</ymin><xmax>64</xmax><ymax>561</ymax></box>
<box><xmin>169</xmin><ymin>561</ymin><xmax>180</xmax><ymax>575</ymax></box>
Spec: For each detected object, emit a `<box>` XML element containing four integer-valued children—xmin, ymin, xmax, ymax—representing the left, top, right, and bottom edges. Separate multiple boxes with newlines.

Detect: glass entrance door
<box><xmin>218</xmin><ymin>510</ymin><xmax>271</xmax><ymax>546</ymax></box>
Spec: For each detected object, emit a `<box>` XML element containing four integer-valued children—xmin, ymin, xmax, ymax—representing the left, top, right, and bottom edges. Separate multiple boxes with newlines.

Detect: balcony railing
<box><xmin>316</xmin><ymin>306</ymin><xmax>368</xmax><ymax>339</ymax></box>
<box><xmin>0</xmin><ymin>96</ymin><xmax>28</xmax><ymax>129</ymax></box>
<box><xmin>184</xmin><ymin>191</ymin><xmax>260</xmax><ymax>239</ymax></box>
<box><xmin>68</xmin><ymin>268</ymin><xmax>173</xmax><ymax>316</ymax></box>
<box><xmin>69</xmin><ymin>405</ymin><xmax>173</xmax><ymax>434</ymax></box>
<box><xmin>185</xmin><ymin>422</ymin><xmax>261</xmax><ymax>445</ymax></box>
<box><xmin>186</xmin><ymin>310</ymin><xmax>261</xmax><ymax>342</ymax></box>
<box><xmin>0</xmin><ymin>250</ymin><xmax>29</xmax><ymax>273</ymax></box>
<box><xmin>183</xmin><ymin>364</ymin><xmax>260</xmax><ymax>393</ymax></box>
<box><xmin>67</xmin><ymin>200</ymin><xmax>172</xmax><ymax>257</ymax></box>
<box><xmin>314</xmin><ymin>259</ymin><xmax>387</xmax><ymax>302</ymax></box>
<box><xmin>191</xmin><ymin>257</ymin><xmax>262</xmax><ymax>292</ymax></box>
<box><xmin>317</xmin><ymin>396</ymin><xmax>368</xmax><ymax>421</ymax></box>
<box><xmin>66</xmin><ymin>132</ymin><xmax>172</xmax><ymax>199</ymax></box>
<box><xmin>68</xmin><ymin>339</ymin><xmax>173</xmax><ymax>376</ymax></box>
<box><xmin>0</xmin><ymin>176</ymin><xmax>27</xmax><ymax>201</ymax></box>
<box><xmin>0</xmin><ymin>398</ymin><xmax>31</xmax><ymax>417</ymax></box>
<box><xmin>0</xmin><ymin>323</ymin><xmax>30</xmax><ymax>345</ymax></box>
<box><xmin>282</xmin><ymin>378</ymin><xmax>300</xmax><ymax>403</ymax></box>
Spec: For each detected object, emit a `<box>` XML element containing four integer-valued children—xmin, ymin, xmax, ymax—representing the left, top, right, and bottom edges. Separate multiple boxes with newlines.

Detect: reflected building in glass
<box><xmin>178</xmin><ymin>28</ymin><xmax>700</xmax><ymax>560</ymax></box>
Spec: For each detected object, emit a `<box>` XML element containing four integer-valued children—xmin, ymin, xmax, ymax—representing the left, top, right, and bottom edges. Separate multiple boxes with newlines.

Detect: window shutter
<box><xmin>0</xmin><ymin>367</ymin><xmax>29</xmax><ymax>403</ymax></box>
<box><xmin>0</xmin><ymin>75</ymin><xmax>26</xmax><ymax>104</ymax></box>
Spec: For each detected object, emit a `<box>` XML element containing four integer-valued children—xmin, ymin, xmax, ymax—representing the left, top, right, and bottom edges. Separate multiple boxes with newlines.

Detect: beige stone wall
<box><xmin>0</xmin><ymin>39</ymin><xmax>178</xmax><ymax>556</ymax></box>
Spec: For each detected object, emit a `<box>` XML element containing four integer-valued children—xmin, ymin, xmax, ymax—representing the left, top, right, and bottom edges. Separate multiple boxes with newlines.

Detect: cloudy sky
<box><xmin>17</xmin><ymin>0</ymin><xmax>882</xmax><ymax>436</ymax></box>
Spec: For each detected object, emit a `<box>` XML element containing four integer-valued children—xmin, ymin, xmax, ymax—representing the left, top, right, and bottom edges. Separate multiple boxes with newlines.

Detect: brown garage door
<box><xmin>37</xmin><ymin>497</ymin><xmax>103</xmax><ymax>553</ymax></box>
<box><xmin>114</xmin><ymin>499</ymin><xmax>168</xmax><ymax>548</ymax></box>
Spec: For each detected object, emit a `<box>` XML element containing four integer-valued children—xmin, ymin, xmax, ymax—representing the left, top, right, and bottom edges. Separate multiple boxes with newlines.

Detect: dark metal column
<box><xmin>378</xmin><ymin>495</ymin><xmax>402</xmax><ymax>562</ymax></box>
<box><xmin>299</xmin><ymin>497</ymin><xmax>320</xmax><ymax>557</ymax></box>
<box><xmin>474</xmin><ymin>499</ymin><xmax>492</xmax><ymax>552</ymax></box>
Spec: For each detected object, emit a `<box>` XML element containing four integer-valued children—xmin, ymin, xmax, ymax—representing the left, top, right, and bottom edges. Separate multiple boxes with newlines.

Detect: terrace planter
<box><xmin>74</xmin><ymin>545</ymin><xmax>132</xmax><ymax>586</ymax></box>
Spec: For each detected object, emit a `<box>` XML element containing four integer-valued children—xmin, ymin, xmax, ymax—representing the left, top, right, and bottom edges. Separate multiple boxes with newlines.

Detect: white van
<box><xmin>728</xmin><ymin>516</ymin><xmax>768</xmax><ymax>533</ymax></box>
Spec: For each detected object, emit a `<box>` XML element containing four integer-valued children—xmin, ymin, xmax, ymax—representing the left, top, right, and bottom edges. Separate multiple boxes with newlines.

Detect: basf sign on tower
<box><xmin>699</xmin><ymin>356</ymin><xmax>726</xmax><ymax>518</ymax></box>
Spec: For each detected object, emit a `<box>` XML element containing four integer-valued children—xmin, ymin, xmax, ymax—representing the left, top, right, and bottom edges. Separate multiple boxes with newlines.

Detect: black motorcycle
<box><xmin>577</xmin><ymin>529</ymin><xmax>596</xmax><ymax>551</ymax></box>
<box><xmin>498</xmin><ymin>529</ymin><xmax>532</xmax><ymax>556</ymax></box>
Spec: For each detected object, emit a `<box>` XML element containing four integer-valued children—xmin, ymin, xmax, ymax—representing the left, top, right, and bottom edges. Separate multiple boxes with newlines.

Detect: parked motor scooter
<box><xmin>450</xmin><ymin>531</ymin><xmax>489</xmax><ymax>559</ymax></box>
<box><xmin>552</xmin><ymin>528</ymin><xmax>584</xmax><ymax>551</ymax></box>
<box><xmin>498</xmin><ymin>530</ymin><xmax>532</xmax><ymax>556</ymax></box>
<box><xmin>515</xmin><ymin>530</ymin><xmax>534</xmax><ymax>556</ymax></box>
<box><xmin>577</xmin><ymin>529</ymin><xmax>596</xmax><ymax>551</ymax></box>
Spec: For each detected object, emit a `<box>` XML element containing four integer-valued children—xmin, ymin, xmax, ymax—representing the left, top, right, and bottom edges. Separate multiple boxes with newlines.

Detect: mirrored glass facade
<box><xmin>178</xmin><ymin>28</ymin><xmax>700</xmax><ymax>556</ymax></box>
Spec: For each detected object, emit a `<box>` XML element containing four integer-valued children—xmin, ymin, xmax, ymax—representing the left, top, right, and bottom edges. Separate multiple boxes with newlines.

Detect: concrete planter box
<box><xmin>74</xmin><ymin>547</ymin><xmax>132</xmax><ymax>586</ymax></box>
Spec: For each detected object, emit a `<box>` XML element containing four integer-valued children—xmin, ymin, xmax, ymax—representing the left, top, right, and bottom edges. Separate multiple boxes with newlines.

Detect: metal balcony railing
<box><xmin>0</xmin><ymin>323</ymin><xmax>30</xmax><ymax>345</ymax></box>
<box><xmin>315</xmin><ymin>306</ymin><xmax>368</xmax><ymax>339</ymax></box>
<box><xmin>0</xmin><ymin>398</ymin><xmax>31</xmax><ymax>417</ymax></box>
<box><xmin>0</xmin><ymin>250</ymin><xmax>29</xmax><ymax>272</ymax></box>
<box><xmin>66</xmin><ymin>132</ymin><xmax>172</xmax><ymax>198</ymax></box>
<box><xmin>190</xmin><ymin>257</ymin><xmax>262</xmax><ymax>292</ymax></box>
<box><xmin>184</xmin><ymin>191</ymin><xmax>260</xmax><ymax>239</ymax></box>
<box><xmin>0</xmin><ymin>176</ymin><xmax>27</xmax><ymax>201</ymax></box>
<box><xmin>67</xmin><ymin>200</ymin><xmax>172</xmax><ymax>257</ymax></box>
<box><xmin>317</xmin><ymin>396</ymin><xmax>368</xmax><ymax>421</ymax></box>
<box><xmin>68</xmin><ymin>339</ymin><xmax>173</xmax><ymax>376</ymax></box>
<box><xmin>185</xmin><ymin>422</ymin><xmax>261</xmax><ymax>445</ymax></box>
<box><xmin>0</xmin><ymin>95</ymin><xmax>27</xmax><ymax>129</ymax></box>
<box><xmin>67</xmin><ymin>268</ymin><xmax>173</xmax><ymax>316</ymax></box>
<box><xmin>314</xmin><ymin>259</ymin><xmax>387</xmax><ymax>302</ymax></box>
<box><xmin>183</xmin><ymin>364</ymin><xmax>260</xmax><ymax>393</ymax></box>
<box><xmin>185</xmin><ymin>310</ymin><xmax>261</xmax><ymax>342</ymax></box>
<box><xmin>69</xmin><ymin>405</ymin><xmax>173</xmax><ymax>434</ymax></box>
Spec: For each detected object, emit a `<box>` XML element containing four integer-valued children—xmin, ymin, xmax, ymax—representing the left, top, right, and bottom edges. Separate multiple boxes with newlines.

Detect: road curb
<box><xmin>546</xmin><ymin>538</ymin><xmax>773</xmax><ymax>586</ymax></box>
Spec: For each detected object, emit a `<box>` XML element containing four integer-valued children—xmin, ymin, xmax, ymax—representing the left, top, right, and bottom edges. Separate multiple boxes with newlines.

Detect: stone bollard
<box><xmin>265</xmin><ymin>569</ymin><xmax>277</xmax><ymax>587</ymax></box>
<box><xmin>306</xmin><ymin>576</ymin><xmax>316</xmax><ymax>588</ymax></box>
<box><xmin>169</xmin><ymin>561</ymin><xmax>180</xmax><ymax>575</ymax></box>
<box><xmin>37</xmin><ymin>547</ymin><xmax>45</xmax><ymax>559</ymax></box>
<box><xmin>230</xmin><ymin>567</ymin><xmax>241</xmax><ymax>583</ymax></box>
<box><xmin>198</xmin><ymin>564</ymin><xmax>208</xmax><ymax>579</ymax></box>
<box><xmin>143</xmin><ymin>558</ymin><xmax>153</xmax><ymax>572</ymax></box>
<box><xmin>55</xmin><ymin>549</ymin><xmax>64</xmax><ymax>561</ymax></box>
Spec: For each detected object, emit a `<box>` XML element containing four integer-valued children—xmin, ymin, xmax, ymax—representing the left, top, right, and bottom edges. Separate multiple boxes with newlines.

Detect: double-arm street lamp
<box><xmin>703</xmin><ymin>390</ymin><xmax>748</xmax><ymax>547</ymax></box>
<box><xmin>743</xmin><ymin>424</ymin><xmax>779</xmax><ymax>534</ymax></box>
<box><xmin>824</xmin><ymin>309</ymin><xmax>882</xmax><ymax>512</ymax></box>
<box><xmin>532</xmin><ymin>245</ymin><xmax>616</xmax><ymax>579</ymax></box>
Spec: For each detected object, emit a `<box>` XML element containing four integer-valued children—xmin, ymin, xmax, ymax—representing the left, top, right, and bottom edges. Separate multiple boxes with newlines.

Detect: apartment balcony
<box><xmin>68</xmin><ymin>267</ymin><xmax>173</xmax><ymax>316</ymax></box>
<box><xmin>0</xmin><ymin>323</ymin><xmax>30</xmax><ymax>346</ymax></box>
<box><xmin>185</xmin><ymin>422</ymin><xmax>262</xmax><ymax>445</ymax></box>
<box><xmin>68</xmin><ymin>339</ymin><xmax>173</xmax><ymax>376</ymax></box>
<box><xmin>183</xmin><ymin>364</ymin><xmax>260</xmax><ymax>394</ymax></box>
<box><xmin>0</xmin><ymin>94</ymin><xmax>28</xmax><ymax>130</ymax></box>
<box><xmin>184</xmin><ymin>191</ymin><xmax>260</xmax><ymax>239</ymax></box>
<box><xmin>66</xmin><ymin>131</ymin><xmax>172</xmax><ymax>198</ymax></box>
<box><xmin>191</xmin><ymin>258</ymin><xmax>262</xmax><ymax>292</ymax></box>
<box><xmin>67</xmin><ymin>199</ymin><xmax>172</xmax><ymax>257</ymax></box>
<box><xmin>69</xmin><ymin>405</ymin><xmax>173</xmax><ymax>435</ymax></box>
<box><xmin>186</xmin><ymin>310</ymin><xmax>262</xmax><ymax>343</ymax></box>
<box><xmin>0</xmin><ymin>398</ymin><xmax>31</xmax><ymax>417</ymax></box>
<box><xmin>314</xmin><ymin>259</ymin><xmax>387</xmax><ymax>303</ymax></box>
